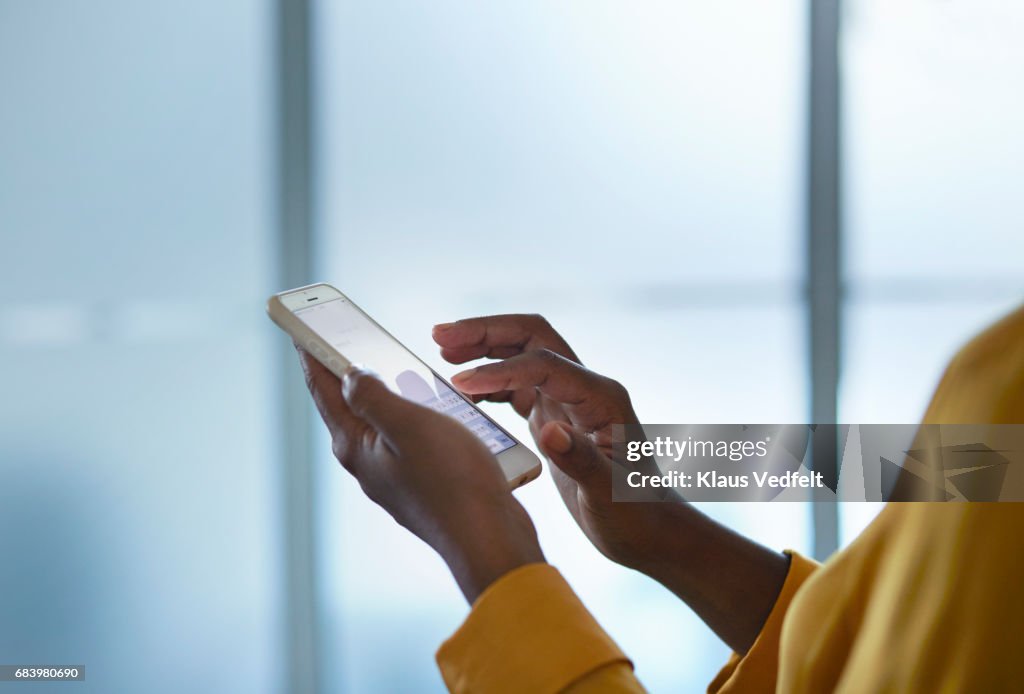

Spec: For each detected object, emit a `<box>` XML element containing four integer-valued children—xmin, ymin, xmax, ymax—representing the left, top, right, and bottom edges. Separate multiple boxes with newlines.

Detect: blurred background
<box><xmin>1</xmin><ymin>1</ymin><xmax>1022</xmax><ymax>692</ymax></box>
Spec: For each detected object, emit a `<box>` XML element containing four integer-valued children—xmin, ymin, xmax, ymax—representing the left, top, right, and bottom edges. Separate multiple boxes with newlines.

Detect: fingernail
<box><xmin>547</xmin><ymin>424</ymin><xmax>573</xmax><ymax>454</ymax></box>
<box><xmin>433</xmin><ymin>322</ymin><xmax>455</xmax><ymax>333</ymax></box>
<box><xmin>451</xmin><ymin>367</ymin><xmax>477</xmax><ymax>382</ymax></box>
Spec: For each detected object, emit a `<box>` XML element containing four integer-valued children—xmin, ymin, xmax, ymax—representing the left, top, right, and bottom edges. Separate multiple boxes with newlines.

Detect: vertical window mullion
<box><xmin>275</xmin><ymin>0</ymin><xmax>319</xmax><ymax>691</ymax></box>
<box><xmin>807</xmin><ymin>0</ymin><xmax>842</xmax><ymax>560</ymax></box>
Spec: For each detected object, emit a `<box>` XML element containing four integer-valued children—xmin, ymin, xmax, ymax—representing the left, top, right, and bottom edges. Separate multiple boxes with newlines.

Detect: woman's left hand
<box><xmin>297</xmin><ymin>348</ymin><xmax>545</xmax><ymax>602</ymax></box>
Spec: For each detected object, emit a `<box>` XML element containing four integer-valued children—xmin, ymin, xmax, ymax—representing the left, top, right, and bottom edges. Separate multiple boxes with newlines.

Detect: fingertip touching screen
<box><xmin>295</xmin><ymin>297</ymin><xmax>517</xmax><ymax>454</ymax></box>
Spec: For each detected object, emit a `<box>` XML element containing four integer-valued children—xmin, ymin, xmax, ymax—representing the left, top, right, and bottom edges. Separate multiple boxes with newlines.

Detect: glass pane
<box><xmin>840</xmin><ymin>0</ymin><xmax>1024</xmax><ymax>545</ymax></box>
<box><xmin>0</xmin><ymin>3</ymin><xmax>279</xmax><ymax>692</ymax></box>
<box><xmin>315</xmin><ymin>2</ymin><xmax>806</xmax><ymax>691</ymax></box>
<box><xmin>844</xmin><ymin>0</ymin><xmax>1024</xmax><ymax>283</ymax></box>
<box><xmin>838</xmin><ymin>297</ymin><xmax>1022</xmax><ymax>544</ymax></box>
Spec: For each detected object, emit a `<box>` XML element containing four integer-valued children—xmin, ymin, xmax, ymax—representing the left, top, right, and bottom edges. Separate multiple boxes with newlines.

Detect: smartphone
<box><xmin>267</xmin><ymin>283</ymin><xmax>542</xmax><ymax>488</ymax></box>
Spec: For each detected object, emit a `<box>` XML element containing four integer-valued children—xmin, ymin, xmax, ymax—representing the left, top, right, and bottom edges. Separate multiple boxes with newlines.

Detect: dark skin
<box><xmin>297</xmin><ymin>349</ymin><xmax>544</xmax><ymax>602</ymax></box>
<box><xmin>299</xmin><ymin>314</ymin><xmax>789</xmax><ymax>654</ymax></box>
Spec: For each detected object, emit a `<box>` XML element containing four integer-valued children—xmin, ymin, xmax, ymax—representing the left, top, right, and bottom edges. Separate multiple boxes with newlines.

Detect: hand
<box><xmin>432</xmin><ymin>316</ymin><xmax>790</xmax><ymax>655</ymax></box>
<box><xmin>297</xmin><ymin>348</ymin><xmax>544</xmax><ymax>602</ymax></box>
<box><xmin>431</xmin><ymin>314</ymin><xmax>669</xmax><ymax>571</ymax></box>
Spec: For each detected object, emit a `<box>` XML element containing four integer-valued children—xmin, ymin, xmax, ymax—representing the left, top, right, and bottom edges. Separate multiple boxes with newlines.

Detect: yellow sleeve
<box><xmin>436</xmin><ymin>563</ymin><xmax>646</xmax><ymax>693</ymax></box>
<box><xmin>706</xmin><ymin>551</ymin><xmax>818</xmax><ymax>694</ymax></box>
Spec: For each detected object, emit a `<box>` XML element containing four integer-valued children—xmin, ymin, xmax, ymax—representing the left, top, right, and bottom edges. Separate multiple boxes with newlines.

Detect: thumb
<box><xmin>539</xmin><ymin>421</ymin><xmax>611</xmax><ymax>495</ymax></box>
<box><xmin>342</xmin><ymin>367</ymin><xmax>428</xmax><ymax>448</ymax></box>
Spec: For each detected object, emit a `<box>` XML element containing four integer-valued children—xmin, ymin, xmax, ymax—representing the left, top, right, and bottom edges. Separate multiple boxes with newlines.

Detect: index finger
<box><xmin>431</xmin><ymin>314</ymin><xmax>579</xmax><ymax>364</ymax></box>
<box><xmin>452</xmin><ymin>349</ymin><xmax>606</xmax><ymax>407</ymax></box>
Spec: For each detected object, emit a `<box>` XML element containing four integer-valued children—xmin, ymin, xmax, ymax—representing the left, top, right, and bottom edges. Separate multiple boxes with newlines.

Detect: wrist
<box><xmin>615</xmin><ymin>503</ymin><xmax>701</xmax><ymax>576</ymax></box>
<box><xmin>439</xmin><ymin>498</ymin><xmax>545</xmax><ymax>603</ymax></box>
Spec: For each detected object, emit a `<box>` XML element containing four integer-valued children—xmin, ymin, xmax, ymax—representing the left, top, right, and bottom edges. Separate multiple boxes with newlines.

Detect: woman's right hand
<box><xmin>431</xmin><ymin>314</ymin><xmax>670</xmax><ymax>571</ymax></box>
<box><xmin>433</xmin><ymin>314</ymin><xmax>791</xmax><ymax>655</ymax></box>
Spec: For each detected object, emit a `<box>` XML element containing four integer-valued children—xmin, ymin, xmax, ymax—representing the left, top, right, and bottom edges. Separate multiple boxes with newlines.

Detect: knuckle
<box><xmin>534</xmin><ymin>347</ymin><xmax>559</xmax><ymax>364</ymax></box>
<box><xmin>346</xmin><ymin>372</ymin><xmax>367</xmax><ymax>397</ymax></box>
<box><xmin>331</xmin><ymin>437</ymin><xmax>354</xmax><ymax>469</ymax></box>
<box><xmin>346</xmin><ymin>372</ymin><xmax>376</xmax><ymax>407</ymax></box>
<box><xmin>528</xmin><ymin>313</ymin><xmax>553</xmax><ymax>331</ymax></box>
<box><xmin>477</xmin><ymin>364</ymin><xmax>508</xmax><ymax>384</ymax></box>
<box><xmin>330</xmin><ymin>437</ymin><xmax>346</xmax><ymax>461</ymax></box>
<box><xmin>603</xmin><ymin>376</ymin><xmax>630</xmax><ymax>401</ymax></box>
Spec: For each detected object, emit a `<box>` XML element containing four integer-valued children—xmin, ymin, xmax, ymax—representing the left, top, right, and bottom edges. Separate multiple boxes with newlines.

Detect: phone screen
<box><xmin>294</xmin><ymin>297</ymin><xmax>517</xmax><ymax>455</ymax></box>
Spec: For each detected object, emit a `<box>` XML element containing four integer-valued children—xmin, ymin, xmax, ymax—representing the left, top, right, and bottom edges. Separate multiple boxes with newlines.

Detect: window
<box><xmin>839</xmin><ymin>0</ymin><xmax>1024</xmax><ymax>543</ymax></box>
<box><xmin>314</xmin><ymin>2</ymin><xmax>808</xmax><ymax>690</ymax></box>
<box><xmin>0</xmin><ymin>3</ymin><xmax>279</xmax><ymax>692</ymax></box>
<box><xmin>6</xmin><ymin>2</ymin><xmax>1019</xmax><ymax>691</ymax></box>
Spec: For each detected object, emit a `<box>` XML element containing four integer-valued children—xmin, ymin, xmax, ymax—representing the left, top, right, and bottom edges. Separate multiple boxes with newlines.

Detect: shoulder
<box><xmin>951</xmin><ymin>304</ymin><xmax>1024</xmax><ymax>375</ymax></box>
<box><xmin>925</xmin><ymin>304</ymin><xmax>1024</xmax><ymax>424</ymax></box>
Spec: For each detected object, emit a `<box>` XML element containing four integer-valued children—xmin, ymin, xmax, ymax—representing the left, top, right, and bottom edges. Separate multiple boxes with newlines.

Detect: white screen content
<box><xmin>295</xmin><ymin>297</ymin><xmax>517</xmax><ymax>455</ymax></box>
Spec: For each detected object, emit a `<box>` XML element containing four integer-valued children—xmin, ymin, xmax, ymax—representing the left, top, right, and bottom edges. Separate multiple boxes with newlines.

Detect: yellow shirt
<box><xmin>437</xmin><ymin>306</ymin><xmax>1024</xmax><ymax>693</ymax></box>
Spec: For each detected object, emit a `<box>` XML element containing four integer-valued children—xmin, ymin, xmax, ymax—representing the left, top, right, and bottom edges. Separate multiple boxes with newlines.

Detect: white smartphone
<box><xmin>267</xmin><ymin>283</ymin><xmax>542</xmax><ymax>488</ymax></box>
